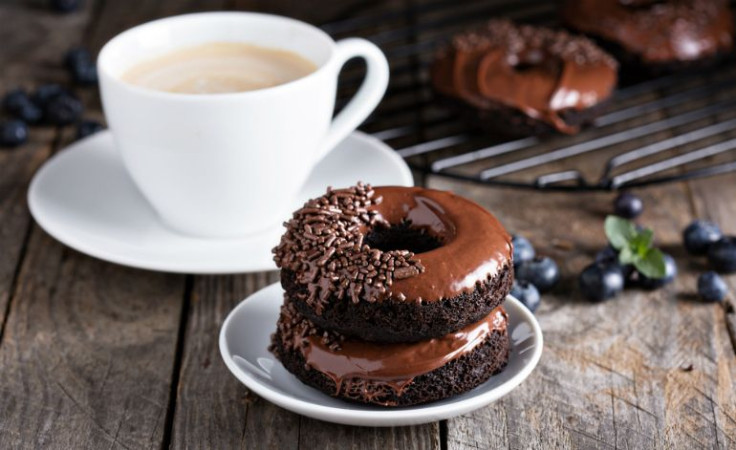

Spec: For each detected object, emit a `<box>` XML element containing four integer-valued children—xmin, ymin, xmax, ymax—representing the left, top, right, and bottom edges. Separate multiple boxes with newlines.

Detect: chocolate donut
<box><xmin>270</xmin><ymin>300</ymin><xmax>510</xmax><ymax>407</ymax></box>
<box><xmin>561</xmin><ymin>0</ymin><xmax>734</xmax><ymax>73</ymax></box>
<box><xmin>272</xmin><ymin>183</ymin><xmax>513</xmax><ymax>343</ymax></box>
<box><xmin>431</xmin><ymin>20</ymin><xmax>618</xmax><ymax>137</ymax></box>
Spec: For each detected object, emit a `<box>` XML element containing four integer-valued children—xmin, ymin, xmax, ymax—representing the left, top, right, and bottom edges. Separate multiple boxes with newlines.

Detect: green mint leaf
<box><xmin>634</xmin><ymin>248</ymin><xmax>667</xmax><ymax>279</ymax></box>
<box><xmin>605</xmin><ymin>216</ymin><xmax>638</xmax><ymax>250</ymax></box>
<box><xmin>630</xmin><ymin>228</ymin><xmax>654</xmax><ymax>257</ymax></box>
<box><xmin>618</xmin><ymin>245</ymin><xmax>639</xmax><ymax>265</ymax></box>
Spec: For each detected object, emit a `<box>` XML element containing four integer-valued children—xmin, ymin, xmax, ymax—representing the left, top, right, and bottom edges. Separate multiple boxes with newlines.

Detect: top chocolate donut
<box><xmin>272</xmin><ymin>183</ymin><xmax>512</xmax><ymax>311</ymax></box>
<box><xmin>432</xmin><ymin>20</ymin><xmax>618</xmax><ymax>134</ymax></box>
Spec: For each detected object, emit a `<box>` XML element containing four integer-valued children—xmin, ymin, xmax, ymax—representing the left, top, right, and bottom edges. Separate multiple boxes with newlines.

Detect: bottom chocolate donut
<box><xmin>270</xmin><ymin>301</ymin><xmax>510</xmax><ymax>407</ymax></box>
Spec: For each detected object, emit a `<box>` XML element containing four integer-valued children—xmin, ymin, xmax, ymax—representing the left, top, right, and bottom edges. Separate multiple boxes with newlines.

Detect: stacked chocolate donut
<box><xmin>270</xmin><ymin>183</ymin><xmax>514</xmax><ymax>406</ymax></box>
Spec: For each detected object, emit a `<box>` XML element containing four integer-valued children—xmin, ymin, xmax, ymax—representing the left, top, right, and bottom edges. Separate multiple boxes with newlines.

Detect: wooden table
<box><xmin>2</xmin><ymin>1</ymin><xmax>736</xmax><ymax>448</ymax></box>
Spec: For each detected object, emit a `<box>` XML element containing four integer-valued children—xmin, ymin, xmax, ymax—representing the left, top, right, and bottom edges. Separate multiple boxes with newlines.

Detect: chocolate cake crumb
<box><xmin>272</xmin><ymin>183</ymin><xmax>426</xmax><ymax>313</ymax></box>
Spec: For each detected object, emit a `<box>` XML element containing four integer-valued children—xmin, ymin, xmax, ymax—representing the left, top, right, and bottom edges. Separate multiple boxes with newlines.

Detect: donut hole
<box><xmin>510</xmin><ymin>50</ymin><xmax>561</xmax><ymax>77</ymax></box>
<box><xmin>364</xmin><ymin>221</ymin><xmax>443</xmax><ymax>254</ymax></box>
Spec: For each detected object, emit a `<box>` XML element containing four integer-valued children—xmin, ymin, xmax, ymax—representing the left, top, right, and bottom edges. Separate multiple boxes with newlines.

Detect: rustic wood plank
<box><xmin>298</xmin><ymin>419</ymin><xmax>441</xmax><ymax>450</ymax></box>
<box><xmin>0</xmin><ymin>228</ymin><xmax>186</xmax><ymax>449</ymax></box>
<box><xmin>170</xmin><ymin>271</ymin><xmax>296</xmax><ymax>450</ymax></box>
<box><xmin>0</xmin><ymin>0</ymin><xmax>97</xmax><ymax>347</ymax></box>
<box><xmin>687</xmin><ymin>122</ymin><xmax>736</xmax><ymax>352</ymax></box>
<box><xmin>684</xmin><ymin>154</ymin><xmax>736</xmax><ymax>448</ymax></box>
<box><xmin>0</xmin><ymin>129</ymin><xmax>54</xmax><ymax>340</ymax></box>
<box><xmin>0</xmin><ymin>1</ymin><xmax>194</xmax><ymax>449</ymax></box>
<box><xmin>0</xmin><ymin>1</ymin><xmax>94</xmax><ymax>85</ymax></box>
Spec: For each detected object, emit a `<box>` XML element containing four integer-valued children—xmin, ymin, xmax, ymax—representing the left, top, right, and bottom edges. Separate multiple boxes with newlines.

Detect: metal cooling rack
<box><xmin>321</xmin><ymin>0</ymin><xmax>736</xmax><ymax>191</ymax></box>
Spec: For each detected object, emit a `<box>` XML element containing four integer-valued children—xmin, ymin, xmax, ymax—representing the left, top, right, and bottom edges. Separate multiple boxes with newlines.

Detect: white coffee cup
<box><xmin>98</xmin><ymin>12</ymin><xmax>389</xmax><ymax>238</ymax></box>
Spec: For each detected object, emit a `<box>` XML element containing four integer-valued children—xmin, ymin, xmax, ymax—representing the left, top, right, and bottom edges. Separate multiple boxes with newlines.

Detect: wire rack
<box><xmin>321</xmin><ymin>0</ymin><xmax>736</xmax><ymax>191</ymax></box>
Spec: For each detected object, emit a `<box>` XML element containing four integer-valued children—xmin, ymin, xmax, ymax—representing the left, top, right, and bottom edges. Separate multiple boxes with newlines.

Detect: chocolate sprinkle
<box><xmin>270</xmin><ymin>299</ymin><xmax>344</xmax><ymax>356</ymax></box>
<box><xmin>272</xmin><ymin>183</ymin><xmax>426</xmax><ymax>313</ymax></box>
<box><xmin>447</xmin><ymin>19</ymin><xmax>618</xmax><ymax>69</ymax></box>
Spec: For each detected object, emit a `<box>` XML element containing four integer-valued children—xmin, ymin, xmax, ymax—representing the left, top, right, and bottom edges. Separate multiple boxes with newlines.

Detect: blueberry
<box><xmin>683</xmin><ymin>220</ymin><xmax>722</xmax><ymax>255</ymax></box>
<box><xmin>0</xmin><ymin>120</ymin><xmax>29</xmax><ymax>147</ymax></box>
<box><xmin>65</xmin><ymin>48</ymin><xmax>98</xmax><ymax>86</ymax></box>
<box><xmin>515</xmin><ymin>256</ymin><xmax>559</xmax><ymax>292</ymax></box>
<box><xmin>512</xmin><ymin>235</ymin><xmax>535</xmax><ymax>266</ymax></box>
<box><xmin>639</xmin><ymin>253</ymin><xmax>677</xmax><ymax>289</ymax></box>
<box><xmin>697</xmin><ymin>271</ymin><xmax>728</xmax><ymax>302</ymax></box>
<box><xmin>50</xmin><ymin>0</ymin><xmax>81</xmax><ymax>13</ymax></box>
<box><xmin>3</xmin><ymin>88</ymin><xmax>30</xmax><ymax>112</ymax></box>
<box><xmin>595</xmin><ymin>245</ymin><xmax>618</xmax><ymax>263</ymax></box>
<box><xmin>64</xmin><ymin>47</ymin><xmax>92</xmax><ymax>69</ymax></box>
<box><xmin>3</xmin><ymin>89</ymin><xmax>43</xmax><ymax>124</ymax></box>
<box><xmin>76</xmin><ymin>120</ymin><xmax>104</xmax><ymax>140</ymax></box>
<box><xmin>614</xmin><ymin>192</ymin><xmax>643</xmax><ymax>219</ymax></box>
<box><xmin>595</xmin><ymin>246</ymin><xmax>638</xmax><ymax>286</ymax></box>
<box><xmin>708</xmin><ymin>237</ymin><xmax>736</xmax><ymax>273</ymax></box>
<box><xmin>510</xmin><ymin>280</ymin><xmax>541</xmax><ymax>313</ymax></box>
<box><xmin>16</xmin><ymin>102</ymin><xmax>43</xmax><ymax>124</ymax></box>
<box><xmin>71</xmin><ymin>63</ymin><xmax>98</xmax><ymax>86</ymax></box>
<box><xmin>32</xmin><ymin>84</ymin><xmax>67</xmax><ymax>107</ymax></box>
<box><xmin>579</xmin><ymin>261</ymin><xmax>625</xmax><ymax>302</ymax></box>
<box><xmin>44</xmin><ymin>93</ymin><xmax>83</xmax><ymax>125</ymax></box>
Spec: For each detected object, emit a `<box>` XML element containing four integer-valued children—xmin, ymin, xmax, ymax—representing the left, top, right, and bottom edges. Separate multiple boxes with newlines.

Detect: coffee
<box><xmin>121</xmin><ymin>42</ymin><xmax>317</xmax><ymax>94</ymax></box>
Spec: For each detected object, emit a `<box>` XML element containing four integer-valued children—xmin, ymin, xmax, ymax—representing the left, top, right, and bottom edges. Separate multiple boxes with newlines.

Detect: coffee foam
<box><xmin>121</xmin><ymin>41</ymin><xmax>317</xmax><ymax>94</ymax></box>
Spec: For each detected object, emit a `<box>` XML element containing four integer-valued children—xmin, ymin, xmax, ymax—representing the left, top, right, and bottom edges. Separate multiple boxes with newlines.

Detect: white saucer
<box><xmin>28</xmin><ymin>131</ymin><xmax>412</xmax><ymax>274</ymax></box>
<box><xmin>219</xmin><ymin>283</ymin><xmax>543</xmax><ymax>427</ymax></box>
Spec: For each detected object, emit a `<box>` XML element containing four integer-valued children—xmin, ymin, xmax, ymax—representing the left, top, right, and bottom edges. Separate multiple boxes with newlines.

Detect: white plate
<box><xmin>28</xmin><ymin>131</ymin><xmax>412</xmax><ymax>274</ymax></box>
<box><xmin>219</xmin><ymin>283</ymin><xmax>544</xmax><ymax>427</ymax></box>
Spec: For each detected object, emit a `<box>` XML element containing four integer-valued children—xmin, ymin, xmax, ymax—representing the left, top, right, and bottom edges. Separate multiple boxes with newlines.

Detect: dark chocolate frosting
<box><xmin>369</xmin><ymin>186</ymin><xmax>512</xmax><ymax>303</ymax></box>
<box><xmin>432</xmin><ymin>20</ymin><xmax>618</xmax><ymax>134</ymax></box>
<box><xmin>274</xmin><ymin>300</ymin><xmax>508</xmax><ymax>399</ymax></box>
<box><xmin>273</xmin><ymin>184</ymin><xmax>512</xmax><ymax>311</ymax></box>
<box><xmin>562</xmin><ymin>0</ymin><xmax>734</xmax><ymax>64</ymax></box>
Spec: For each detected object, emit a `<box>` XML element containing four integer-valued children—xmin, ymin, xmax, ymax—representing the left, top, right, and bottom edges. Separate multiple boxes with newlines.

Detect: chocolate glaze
<box><xmin>432</xmin><ymin>20</ymin><xmax>617</xmax><ymax>134</ymax></box>
<box><xmin>562</xmin><ymin>0</ymin><xmax>734</xmax><ymax>64</ymax></box>
<box><xmin>273</xmin><ymin>184</ymin><xmax>512</xmax><ymax>309</ymax></box>
<box><xmin>300</xmin><ymin>306</ymin><xmax>508</xmax><ymax>395</ymax></box>
<box><xmin>369</xmin><ymin>186</ymin><xmax>512</xmax><ymax>303</ymax></box>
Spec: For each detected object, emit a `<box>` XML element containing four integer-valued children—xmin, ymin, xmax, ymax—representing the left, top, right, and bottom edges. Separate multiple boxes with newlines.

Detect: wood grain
<box><xmin>0</xmin><ymin>230</ymin><xmax>186</xmax><ymax>449</ymax></box>
<box><xmin>170</xmin><ymin>272</ymin><xmax>291</xmax><ymax>450</ymax></box>
<box><xmin>429</xmin><ymin>178</ymin><xmax>735</xmax><ymax>449</ymax></box>
<box><xmin>0</xmin><ymin>0</ymin><xmax>96</xmax><ymax>343</ymax></box>
<box><xmin>0</xmin><ymin>1</ymin><xmax>190</xmax><ymax>449</ymax></box>
<box><xmin>298</xmin><ymin>419</ymin><xmax>441</xmax><ymax>450</ymax></box>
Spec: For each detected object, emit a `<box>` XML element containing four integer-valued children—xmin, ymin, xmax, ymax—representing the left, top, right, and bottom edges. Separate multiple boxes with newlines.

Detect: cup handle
<box><xmin>316</xmin><ymin>38</ymin><xmax>389</xmax><ymax>161</ymax></box>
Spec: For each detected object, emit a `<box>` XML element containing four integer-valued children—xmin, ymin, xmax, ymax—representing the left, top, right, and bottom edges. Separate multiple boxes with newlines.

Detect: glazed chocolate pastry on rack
<box><xmin>561</xmin><ymin>0</ymin><xmax>734</xmax><ymax>74</ymax></box>
<box><xmin>431</xmin><ymin>19</ymin><xmax>618</xmax><ymax>137</ymax></box>
<box><xmin>270</xmin><ymin>183</ymin><xmax>514</xmax><ymax>406</ymax></box>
